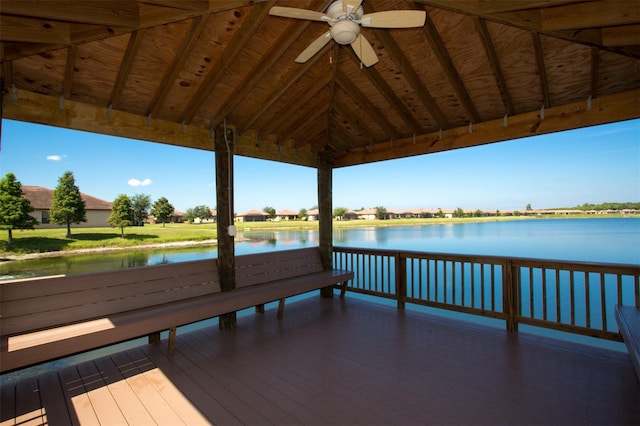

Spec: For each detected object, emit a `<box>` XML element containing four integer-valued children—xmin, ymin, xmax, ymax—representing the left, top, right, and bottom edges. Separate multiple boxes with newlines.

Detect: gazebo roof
<box><xmin>1</xmin><ymin>0</ymin><xmax>639</xmax><ymax>168</ymax></box>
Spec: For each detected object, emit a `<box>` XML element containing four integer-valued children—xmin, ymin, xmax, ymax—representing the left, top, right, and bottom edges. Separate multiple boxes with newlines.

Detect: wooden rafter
<box><xmin>108</xmin><ymin>29</ymin><xmax>146</xmax><ymax>109</ymax></box>
<box><xmin>591</xmin><ymin>47</ymin><xmax>600</xmax><ymax>97</ymax></box>
<box><xmin>180</xmin><ymin>1</ymin><xmax>274</xmax><ymax>125</ymax></box>
<box><xmin>63</xmin><ymin>45</ymin><xmax>78</xmax><ymax>99</ymax></box>
<box><xmin>422</xmin><ymin>11</ymin><xmax>480</xmax><ymax>123</ymax></box>
<box><xmin>474</xmin><ymin>17</ymin><xmax>514</xmax><ymax>116</ymax></box>
<box><xmin>532</xmin><ymin>32</ymin><xmax>550</xmax><ymax>108</ymax></box>
<box><xmin>146</xmin><ymin>15</ymin><xmax>209</xmax><ymax>119</ymax></box>
<box><xmin>334</xmin><ymin>71</ymin><xmax>398</xmax><ymax>140</ymax></box>
<box><xmin>332</xmin><ymin>96</ymin><xmax>377</xmax><ymax>144</ymax></box>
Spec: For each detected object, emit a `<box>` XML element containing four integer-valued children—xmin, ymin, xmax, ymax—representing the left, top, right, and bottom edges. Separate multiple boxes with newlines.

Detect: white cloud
<box><xmin>128</xmin><ymin>178</ymin><xmax>152</xmax><ymax>187</ymax></box>
<box><xmin>46</xmin><ymin>154</ymin><xmax>66</xmax><ymax>161</ymax></box>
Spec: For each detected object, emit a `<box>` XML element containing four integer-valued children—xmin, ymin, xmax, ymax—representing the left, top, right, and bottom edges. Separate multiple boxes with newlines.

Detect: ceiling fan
<box><xmin>269</xmin><ymin>0</ymin><xmax>426</xmax><ymax>67</ymax></box>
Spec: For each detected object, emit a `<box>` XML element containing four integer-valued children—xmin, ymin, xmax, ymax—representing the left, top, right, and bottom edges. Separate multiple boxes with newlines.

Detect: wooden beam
<box><xmin>372</xmin><ymin>28</ymin><xmax>449</xmax><ymax>129</ymax></box>
<box><xmin>333</xmin><ymin>89</ymin><xmax>640</xmax><ymax>167</ymax></box>
<box><xmin>602</xmin><ymin>24</ymin><xmax>640</xmax><ymax>47</ymax></box>
<box><xmin>540</xmin><ymin>1</ymin><xmax>640</xmax><ymax>31</ymax></box>
<box><xmin>211</xmin><ymin>16</ymin><xmax>315</xmax><ymax>129</ymax></box>
<box><xmin>422</xmin><ymin>11</ymin><xmax>480</xmax><ymax>123</ymax></box>
<box><xmin>317</xmin><ymin>148</ymin><xmax>334</xmax><ymax>298</ymax></box>
<box><xmin>63</xmin><ymin>45</ymin><xmax>78</xmax><ymax>99</ymax></box>
<box><xmin>146</xmin><ymin>15</ymin><xmax>209</xmax><ymax>119</ymax></box>
<box><xmin>180</xmin><ymin>1</ymin><xmax>274</xmax><ymax>125</ymax></box>
<box><xmin>0</xmin><ymin>15</ymin><xmax>70</xmax><ymax>44</ymax></box>
<box><xmin>0</xmin><ymin>1</ymin><xmax>139</xmax><ymax>27</ymax></box>
<box><xmin>334</xmin><ymin>71</ymin><xmax>399</xmax><ymax>140</ymax></box>
<box><xmin>3</xmin><ymin>89</ymin><xmax>214</xmax><ymax>151</ymax></box>
<box><xmin>108</xmin><ymin>30</ymin><xmax>146</xmax><ymax>109</ymax></box>
<box><xmin>532</xmin><ymin>32</ymin><xmax>550</xmax><ymax>108</ymax></box>
<box><xmin>474</xmin><ymin>17</ymin><xmax>514</xmax><ymax>116</ymax></box>
<box><xmin>590</xmin><ymin>47</ymin><xmax>599</xmax><ymax>97</ymax></box>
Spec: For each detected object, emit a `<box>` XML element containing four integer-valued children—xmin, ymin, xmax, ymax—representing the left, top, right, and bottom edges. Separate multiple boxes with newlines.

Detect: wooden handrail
<box><xmin>334</xmin><ymin>247</ymin><xmax>640</xmax><ymax>341</ymax></box>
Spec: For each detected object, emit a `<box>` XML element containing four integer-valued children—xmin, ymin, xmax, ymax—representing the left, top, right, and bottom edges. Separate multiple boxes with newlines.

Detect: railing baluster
<box><xmin>585</xmin><ymin>271</ymin><xmax>591</xmax><ymax>329</ymax></box>
<box><xmin>600</xmin><ymin>272</ymin><xmax>606</xmax><ymax>331</ymax></box>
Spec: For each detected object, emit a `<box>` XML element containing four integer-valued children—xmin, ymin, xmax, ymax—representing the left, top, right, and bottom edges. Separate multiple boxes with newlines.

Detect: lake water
<box><xmin>2</xmin><ymin>217</ymin><xmax>638</xmax><ymax>280</ymax></box>
<box><xmin>2</xmin><ymin>217</ymin><xmax>638</xmax><ymax>384</ymax></box>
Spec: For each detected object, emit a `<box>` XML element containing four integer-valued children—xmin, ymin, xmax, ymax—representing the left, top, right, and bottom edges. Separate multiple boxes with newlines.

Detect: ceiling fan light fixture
<box><xmin>330</xmin><ymin>20</ymin><xmax>360</xmax><ymax>45</ymax></box>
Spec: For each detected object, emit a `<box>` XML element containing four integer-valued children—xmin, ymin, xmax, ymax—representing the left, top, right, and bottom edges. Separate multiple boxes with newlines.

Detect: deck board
<box><xmin>1</xmin><ymin>296</ymin><xmax>638</xmax><ymax>425</ymax></box>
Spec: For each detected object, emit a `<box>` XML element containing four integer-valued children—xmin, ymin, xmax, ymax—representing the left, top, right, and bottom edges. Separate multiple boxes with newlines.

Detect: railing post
<box><xmin>504</xmin><ymin>260</ymin><xmax>519</xmax><ymax>332</ymax></box>
<box><xmin>396</xmin><ymin>252</ymin><xmax>406</xmax><ymax>310</ymax></box>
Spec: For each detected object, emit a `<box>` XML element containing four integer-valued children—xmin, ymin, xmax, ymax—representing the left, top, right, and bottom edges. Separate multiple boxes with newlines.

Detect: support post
<box><xmin>317</xmin><ymin>149</ymin><xmax>333</xmax><ymax>298</ymax></box>
<box><xmin>216</xmin><ymin>125</ymin><xmax>237</xmax><ymax>330</ymax></box>
<box><xmin>504</xmin><ymin>260</ymin><xmax>519</xmax><ymax>332</ymax></box>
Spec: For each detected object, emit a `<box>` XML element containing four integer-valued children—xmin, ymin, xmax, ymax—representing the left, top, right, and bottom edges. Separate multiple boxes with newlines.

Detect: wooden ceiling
<box><xmin>1</xmin><ymin>0</ymin><xmax>639</xmax><ymax>168</ymax></box>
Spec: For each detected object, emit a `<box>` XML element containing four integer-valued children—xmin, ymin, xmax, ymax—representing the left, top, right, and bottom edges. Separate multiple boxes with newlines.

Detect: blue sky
<box><xmin>1</xmin><ymin>118</ymin><xmax>639</xmax><ymax>214</ymax></box>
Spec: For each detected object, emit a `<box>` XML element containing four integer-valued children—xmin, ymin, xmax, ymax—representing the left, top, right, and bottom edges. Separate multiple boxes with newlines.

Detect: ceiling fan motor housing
<box><xmin>327</xmin><ymin>1</ymin><xmax>364</xmax><ymax>45</ymax></box>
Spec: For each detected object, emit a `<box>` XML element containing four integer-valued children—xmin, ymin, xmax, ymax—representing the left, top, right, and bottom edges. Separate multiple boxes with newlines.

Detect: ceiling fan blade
<box><xmin>360</xmin><ymin>10</ymin><xmax>426</xmax><ymax>28</ymax></box>
<box><xmin>350</xmin><ymin>34</ymin><xmax>378</xmax><ymax>67</ymax></box>
<box><xmin>295</xmin><ymin>31</ymin><xmax>333</xmax><ymax>63</ymax></box>
<box><xmin>342</xmin><ymin>0</ymin><xmax>363</xmax><ymax>14</ymax></box>
<box><xmin>269</xmin><ymin>6</ymin><xmax>330</xmax><ymax>22</ymax></box>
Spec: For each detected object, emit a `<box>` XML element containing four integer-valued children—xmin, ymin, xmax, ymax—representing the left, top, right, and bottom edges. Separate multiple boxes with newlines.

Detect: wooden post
<box><xmin>317</xmin><ymin>149</ymin><xmax>333</xmax><ymax>298</ymax></box>
<box><xmin>216</xmin><ymin>125</ymin><xmax>237</xmax><ymax>330</ymax></box>
<box><xmin>396</xmin><ymin>252</ymin><xmax>406</xmax><ymax>310</ymax></box>
<box><xmin>504</xmin><ymin>260</ymin><xmax>519</xmax><ymax>332</ymax></box>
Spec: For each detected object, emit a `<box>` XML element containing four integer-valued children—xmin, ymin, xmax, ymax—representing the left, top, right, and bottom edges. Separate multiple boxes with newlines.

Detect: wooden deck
<box><xmin>1</xmin><ymin>296</ymin><xmax>638</xmax><ymax>425</ymax></box>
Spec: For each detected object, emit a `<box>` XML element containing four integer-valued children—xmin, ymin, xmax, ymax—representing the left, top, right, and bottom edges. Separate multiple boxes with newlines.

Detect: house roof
<box><xmin>276</xmin><ymin>209</ymin><xmax>299</xmax><ymax>216</ymax></box>
<box><xmin>22</xmin><ymin>186</ymin><xmax>112</xmax><ymax>210</ymax></box>
<box><xmin>238</xmin><ymin>209</ymin><xmax>268</xmax><ymax>217</ymax></box>
<box><xmin>1</xmin><ymin>1</ymin><xmax>638</xmax><ymax>169</ymax></box>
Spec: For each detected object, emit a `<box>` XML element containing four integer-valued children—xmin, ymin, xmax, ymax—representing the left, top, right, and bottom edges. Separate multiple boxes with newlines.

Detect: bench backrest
<box><xmin>235</xmin><ymin>247</ymin><xmax>325</xmax><ymax>288</ymax></box>
<box><xmin>0</xmin><ymin>259</ymin><xmax>219</xmax><ymax>336</ymax></box>
<box><xmin>0</xmin><ymin>247</ymin><xmax>327</xmax><ymax>337</ymax></box>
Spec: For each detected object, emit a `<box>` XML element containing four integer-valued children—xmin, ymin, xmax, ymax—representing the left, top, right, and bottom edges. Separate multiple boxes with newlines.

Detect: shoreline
<box><xmin>0</xmin><ymin>239</ymin><xmax>220</xmax><ymax>262</ymax></box>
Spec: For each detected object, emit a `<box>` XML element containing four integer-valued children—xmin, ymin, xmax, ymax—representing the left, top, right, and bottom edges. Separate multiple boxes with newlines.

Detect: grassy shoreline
<box><xmin>0</xmin><ymin>215</ymin><xmax>628</xmax><ymax>259</ymax></box>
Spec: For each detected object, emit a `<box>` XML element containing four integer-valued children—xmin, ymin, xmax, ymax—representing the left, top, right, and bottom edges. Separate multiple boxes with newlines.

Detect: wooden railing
<box><xmin>333</xmin><ymin>247</ymin><xmax>640</xmax><ymax>341</ymax></box>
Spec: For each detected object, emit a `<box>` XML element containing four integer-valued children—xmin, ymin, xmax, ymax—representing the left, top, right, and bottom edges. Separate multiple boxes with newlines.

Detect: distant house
<box><xmin>306</xmin><ymin>208</ymin><xmax>319</xmax><ymax>221</ymax></box>
<box><xmin>275</xmin><ymin>209</ymin><xmax>298</xmax><ymax>221</ymax></box>
<box><xmin>22</xmin><ymin>185</ymin><xmax>112</xmax><ymax>228</ymax></box>
<box><xmin>237</xmin><ymin>209</ymin><xmax>268</xmax><ymax>222</ymax></box>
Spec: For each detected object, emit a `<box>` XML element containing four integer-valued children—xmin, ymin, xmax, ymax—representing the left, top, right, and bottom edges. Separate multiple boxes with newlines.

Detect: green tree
<box><xmin>526</xmin><ymin>203</ymin><xmax>533</xmax><ymax>211</ymax></box>
<box><xmin>436</xmin><ymin>208</ymin><xmax>445</xmax><ymax>218</ymax></box>
<box><xmin>189</xmin><ymin>205</ymin><xmax>213</xmax><ymax>222</ymax></box>
<box><xmin>263</xmin><ymin>206</ymin><xmax>276</xmax><ymax>220</ymax></box>
<box><xmin>0</xmin><ymin>172</ymin><xmax>39</xmax><ymax>245</ymax></box>
<box><xmin>473</xmin><ymin>209</ymin><xmax>484</xmax><ymax>217</ymax></box>
<box><xmin>50</xmin><ymin>171</ymin><xmax>86</xmax><ymax>238</ymax></box>
<box><xmin>151</xmin><ymin>196</ymin><xmax>175</xmax><ymax>226</ymax></box>
<box><xmin>453</xmin><ymin>207</ymin><xmax>466</xmax><ymax>218</ymax></box>
<box><xmin>130</xmin><ymin>193</ymin><xmax>151</xmax><ymax>226</ymax></box>
<box><xmin>375</xmin><ymin>206</ymin><xmax>388</xmax><ymax>220</ymax></box>
<box><xmin>333</xmin><ymin>207</ymin><xmax>348</xmax><ymax>219</ymax></box>
<box><xmin>299</xmin><ymin>208</ymin><xmax>308</xmax><ymax>221</ymax></box>
<box><xmin>108</xmin><ymin>194</ymin><xmax>133</xmax><ymax>237</ymax></box>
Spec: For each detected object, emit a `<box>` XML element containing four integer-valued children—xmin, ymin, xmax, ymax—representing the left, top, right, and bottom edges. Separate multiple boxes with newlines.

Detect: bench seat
<box><xmin>0</xmin><ymin>248</ymin><xmax>353</xmax><ymax>373</ymax></box>
<box><xmin>615</xmin><ymin>304</ymin><xmax>640</xmax><ymax>382</ymax></box>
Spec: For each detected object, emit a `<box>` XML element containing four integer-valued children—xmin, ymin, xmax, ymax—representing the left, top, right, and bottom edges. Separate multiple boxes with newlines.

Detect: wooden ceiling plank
<box><xmin>142</xmin><ymin>0</ymin><xmax>209</xmax><ymax>11</ymax></box>
<box><xmin>422</xmin><ymin>11</ymin><xmax>481</xmax><ymax>123</ymax></box>
<box><xmin>413</xmin><ymin>1</ymin><xmax>590</xmax><ymax>15</ymax></box>
<box><xmin>0</xmin><ymin>16</ymin><xmax>70</xmax><ymax>44</ymax></box>
<box><xmin>532</xmin><ymin>32</ymin><xmax>550</xmax><ymax>108</ymax></box>
<box><xmin>108</xmin><ymin>29</ymin><xmax>146</xmax><ymax>109</ymax></box>
<box><xmin>602</xmin><ymin>24</ymin><xmax>640</xmax><ymax>47</ymax></box>
<box><xmin>372</xmin><ymin>29</ymin><xmax>449</xmax><ymax>129</ymax></box>
<box><xmin>347</xmin><ymin>50</ymin><xmax>423</xmax><ymax>134</ymax></box>
<box><xmin>334</xmin><ymin>88</ymin><xmax>640</xmax><ymax>167</ymax></box>
<box><xmin>260</xmin><ymin>73</ymin><xmax>333</xmax><ymax>139</ymax></box>
<box><xmin>591</xmin><ymin>47</ymin><xmax>599</xmax><ymax>97</ymax></box>
<box><xmin>288</xmin><ymin>105</ymin><xmax>330</xmax><ymax>142</ymax></box>
<box><xmin>146</xmin><ymin>15</ymin><xmax>209</xmax><ymax>119</ymax></box>
<box><xmin>332</xmin><ymin>96</ymin><xmax>377</xmax><ymax>143</ymax></box>
<box><xmin>330</xmin><ymin>123</ymin><xmax>358</xmax><ymax>151</ymax></box>
<box><xmin>63</xmin><ymin>45</ymin><xmax>79</xmax><ymax>99</ymax></box>
<box><xmin>180</xmin><ymin>1</ymin><xmax>275</xmax><ymax>125</ymax></box>
<box><xmin>212</xmin><ymin>18</ymin><xmax>316</xmax><ymax>129</ymax></box>
<box><xmin>0</xmin><ymin>1</ymin><xmax>139</xmax><ymax>28</ymax></box>
<box><xmin>334</xmin><ymin>71</ymin><xmax>399</xmax><ymax>140</ymax></box>
<box><xmin>474</xmin><ymin>17</ymin><xmax>514</xmax><ymax>116</ymax></box>
<box><xmin>237</xmin><ymin>41</ymin><xmax>331</xmax><ymax>135</ymax></box>
<box><xmin>540</xmin><ymin>1</ymin><xmax>640</xmax><ymax>31</ymax></box>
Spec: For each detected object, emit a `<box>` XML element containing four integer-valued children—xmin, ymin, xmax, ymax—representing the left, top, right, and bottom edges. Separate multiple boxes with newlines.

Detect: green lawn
<box><xmin>0</xmin><ymin>215</ymin><xmax>591</xmax><ymax>257</ymax></box>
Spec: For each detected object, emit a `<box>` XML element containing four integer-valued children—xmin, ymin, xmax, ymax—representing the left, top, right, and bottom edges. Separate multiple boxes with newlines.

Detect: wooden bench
<box><xmin>615</xmin><ymin>304</ymin><xmax>640</xmax><ymax>382</ymax></box>
<box><xmin>0</xmin><ymin>247</ymin><xmax>353</xmax><ymax>373</ymax></box>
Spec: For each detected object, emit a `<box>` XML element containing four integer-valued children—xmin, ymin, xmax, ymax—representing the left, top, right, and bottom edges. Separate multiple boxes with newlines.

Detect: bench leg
<box><xmin>148</xmin><ymin>332</ymin><xmax>161</xmax><ymax>344</ymax></box>
<box><xmin>277</xmin><ymin>298</ymin><xmax>285</xmax><ymax>319</ymax></box>
<box><xmin>340</xmin><ymin>281</ymin><xmax>349</xmax><ymax>298</ymax></box>
<box><xmin>168</xmin><ymin>327</ymin><xmax>177</xmax><ymax>356</ymax></box>
<box><xmin>255</xmin><ymin>304</ymin><xmax>265</xmax><ymax>314</ymax></box>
